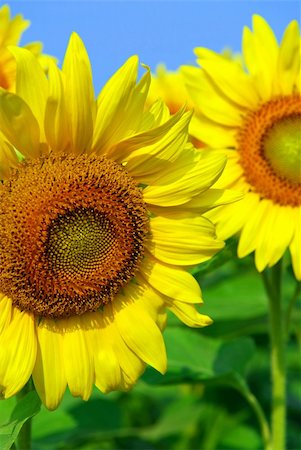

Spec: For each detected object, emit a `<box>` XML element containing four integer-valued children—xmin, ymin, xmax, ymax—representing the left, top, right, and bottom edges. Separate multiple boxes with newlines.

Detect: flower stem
<box><xmin>262</xmin><ymin>260</ymin><xmax>286</xmax><ymax>450</ymax></box>
<box><xmin>16</xmin><ymin>380</ymin><xmax>33</xmax><ymax>450</ymax></box>
<box><xmin>239</xmin><ymin>386</ymin><xmax>271</xmax><ymax>450</ymax></box>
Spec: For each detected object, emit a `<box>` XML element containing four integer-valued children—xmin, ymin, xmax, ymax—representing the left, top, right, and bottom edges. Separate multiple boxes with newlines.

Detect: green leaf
<box><xmin>139</xmin><ymin>396</ymin><xmax>203</xmax><ymax>441</ymax></box>
<box><xmin>197</xmin><ymin>256</ymin><xmax>300</xmax><ymax>338</ymax></box>
<box><xmin>0</xmin><ymin>390</ymin><xmax>41</xmax><ymax>450</ymax></box>
<box><xmin>200</xmin><ymin>267</ymin><xmax>267</xmax><ymax>322</ymax></box>
<box><xmin>0</xmin><ymin>398</ymin><xmax>16</xmax><ymax>427</ymax></box>
<box><xmin>143</xmin><ymin>327</ymin><xmax>255</xmax><ymax>390</ymax></box>
<box><xmin>220</xmin><ymin>423</ymin><xmax>262</xmax><ymax>449</ymax></box>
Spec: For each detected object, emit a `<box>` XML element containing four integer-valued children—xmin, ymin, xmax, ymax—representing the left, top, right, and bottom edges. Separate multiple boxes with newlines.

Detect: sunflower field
<box><xmin>0</xmin><ymin>2</ymin><xmax>300</xmax><ymax>450</ymax></box>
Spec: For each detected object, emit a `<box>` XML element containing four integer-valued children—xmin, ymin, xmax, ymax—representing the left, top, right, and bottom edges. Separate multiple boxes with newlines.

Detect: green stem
<box><xmin>262</xmin><ymin>260</ymin><xmax>286</xmax><ymax>450</ymax></box>
<box><xmin>16</xmin><ymin>381</ymin><xmax>33</xmax><ymax>450</ymax></box>
<box><xmin>240</xmin><ymin>386</ymin><xmax>271</xmax><ymax>450</ymax></box>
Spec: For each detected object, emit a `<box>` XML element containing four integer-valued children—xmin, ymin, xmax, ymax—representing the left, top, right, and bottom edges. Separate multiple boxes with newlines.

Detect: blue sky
<box><xmin>7</xmin><ymin>0</ymin><xmax>301</xmax><ymax>93</ymax></box>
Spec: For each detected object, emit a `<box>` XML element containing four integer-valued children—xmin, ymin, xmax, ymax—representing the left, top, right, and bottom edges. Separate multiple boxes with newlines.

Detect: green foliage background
<box><xmin>1</xmin><ymin>240</ymin><xmax>300</xmax><ymax>450</ymax></box>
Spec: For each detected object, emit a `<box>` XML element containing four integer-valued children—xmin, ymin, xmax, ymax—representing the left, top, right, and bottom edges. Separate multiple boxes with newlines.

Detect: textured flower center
<box><xmin>46</xmin><ymin>209</ymin><xmax>116</xmax><ymax>277</ymax></box>
<box><xmin>0</xmin><ymin>154</ymin><xmax>149</xmax><ymax>318</ymax></box>
<box><xmin>264</xmin><ymin>116</ymin><xmax>301</xmax><ymax>184</ymax></box>
<box><xmin>238</xmin><ymin>95</ymin><xmax>301</xmax><ymax>206</ymax></box>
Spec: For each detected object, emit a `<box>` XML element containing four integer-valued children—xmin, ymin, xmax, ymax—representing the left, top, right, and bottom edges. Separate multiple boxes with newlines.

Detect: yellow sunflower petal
<box><xmin>23</xmin><ymin>42</ymin><xmax>58</xmax><ymax>73</ymax></box>
<box><xmin>185</xmin><ymin>188</ymin><xmax>244</xmax><ymax>213</ymax></box>
<box><xmin>0</xmin><ymin>48</ymin><xmax>16</xmax><ymax>91</ymax></box>
<box><xmin>0</xmin><ymin>308</ymin><xmax>36</xmax><ymax>398</ymax></box>
<box><xmin>0</xmin><ymin>137</ymin><xmax>19</xmax><ymax>179</ymax></box>
<box><xmin>44</xmin><ymin>61</ymin><xmax>69</xmax><ymax>153</ymax></box>
<box><xmin>103</xmin><ymin>310</ymin><xmax>145</xmax><ymax>388</ymax></box>
<box><xmin>8</xmin><ymin>46</ymin><xmax>48</xmax><ymax>138</ymax></box>
<box><xmin>0</xmin><ymin>5</ymin><xmax>29</xmax><ymax>47</ymax></box>
<box><xmin>182</xmin><ymin>65</ymin><xmax>244</xmax><ymax>126</ymax></box>
<box><xmin>277</xmin><ymin>20</ymin><xmax>300</xmax><ymax>95</ymax></box>
<box><xmin>243</xmin><ymin>15</ymin><xmax>278</xmax><ymax>100</ymax></box>
<box><xmin>143</xmin><ymin>150</ymin><xmax>226</xmax><ymax>206</ymax></box>
<box><xmin>189</xmin><ymin>114</ymin><xmax>237</xmax><ymax>148</ymax></box>
<box><xmin>210</xmin><ymin>193</ymin><xmax>260</xmax><ymax>243</ymax></box>
<box><xmin>194</xmin><ymin>47</ymin><xmax>260</xmax><ymax>109</ymax></box>
<box><xmin>296</xmin><ymin>39</ymin><xmax>301</xmax><ymax>91</ymax></box>
<box><xmin>150</xmin><ymin>215</ymin><xmax>224</xmax><ymax>265</ymax></box>
<box><xmin>0</xmin><ymin>295</ymin><xmax>12</xmax><ymax>334</ymax></box>
<box><xmin>290</xmin><ymin>212</ymin><xmax>301</xmax><ymax>280</ymax></box>
<box><xmin>92</xmin><ymin>56</ymin><xmax>150</xmax><ymax>154</ymax></box>
<box><xmin>139</xmin><ymin>99</ymin><xmax>171</xmax><ymax>131</ymax></box>
<box><xmin>140</xmin><ymin>255</ymin><xmax>202</xmax><ymax>303</ymax></box>
<box><xmin>62</xmin><ymin>33</ymin><xmax>95</xmax><ymax>154</ymax></box>
<box><xmin>254</xmin><ymin>202</ymin><xmax>287</xmax><ymax>272</ymax></box>
<box><xmin>120</xmin><ymin>110</ymin><xmax>190</xmax><ymax>181</ymax></box>
<box><xmin>147</xmin><ymin>64</ymin><xmax>191</xmax><ymax>113</ymax></box>
<box><xmin>131</xmin><ymin>276</ymin><xmax>167</xmax><ymax>329</ymax></box>
<box><xmin>238</xmin><ymin>198</ymin><xmax>270</xmax><ymax>260</ymax></box>
<box><xmin>94</xmin><ymin>346</ymin><xmax>122</xmax><ymax>393</ymax></box>
<box><xmin>112</xmin><ymin>286</ymin><xmax>167</xmax><ymax>374</ymax></box>
<box><xmin>60</xmin><ymin>316</ymin><xmax>94</xmax><ymax>400</ymax></box>
<box><xmin>88</xmin><ymin>312</ymin><xmax>122</xmax><ymax>394</ymax></box>
<box><xmin>167</xmin><ymin>300</ymin><xmax>212</xmax><ymax>328</ymax></box>
<box><xmin>210</xmin><ymin>150</ymin><xmax>247</xmax><ymax>190</ymax></box>
<box><xmin>148</xmin><ymin>187</ymin><xmax>243</xmax><ymax>220</ymax></box>
<box><xmin>0</xmin><ymin>90</ymin><xmax>40</xmax><ymax>158</ymax></box>
<box><xmin>264</xmin><ymin>206</ymin><xmax>295</xmax><ymax>268</ymax></box>
<box><xmin>118</xmin><ymin>67</ymin><xmax>151</xmax><ymax>135</ymax></box>
<box><xmin>251</xmin><ymin>203</ymin><xmax>296</xmax><ymax>272</ymax></box>
<box><xmin>32</xmin><ymin>319</ymin><xmax>67</xmax><ymax>410</ymax></box>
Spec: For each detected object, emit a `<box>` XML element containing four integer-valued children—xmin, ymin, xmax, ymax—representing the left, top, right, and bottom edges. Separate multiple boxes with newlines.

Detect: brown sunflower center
<box><xmin>0</xmin><ymin>154</ymin><xmax>149</xmax><ymax>318</ymax></box>
<box><xmin>238</xmin><ymin>94</ymin><xmax>301</xmax><ymax>206</ymax></box>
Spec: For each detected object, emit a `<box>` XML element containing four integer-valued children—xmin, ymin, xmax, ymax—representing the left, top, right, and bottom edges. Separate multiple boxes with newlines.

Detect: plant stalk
<box><xmin>262</xmin><ymin>261</ymin><xmax>286</xmax><ymax>450</ymax></box>
<box><xmin>241</xmin><ymin>387</ymin><xmax>271</xmax><ymax>450</ymax></box>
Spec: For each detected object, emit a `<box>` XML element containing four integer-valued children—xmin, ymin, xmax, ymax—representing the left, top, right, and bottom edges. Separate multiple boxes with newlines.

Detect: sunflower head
<box><xmin>0</xmin><ymin>32</ymin><xmax>238</xmax><ymax>409</ymax></box>
<box><xmin>0</xmin><ymin>154</ymin><xmax>149</xmax><ymax>318</ymax></box>
<box><xmin>182</xmin><ymin>15</ymin><xmax>301</xmax><ymax>279</ymax></box>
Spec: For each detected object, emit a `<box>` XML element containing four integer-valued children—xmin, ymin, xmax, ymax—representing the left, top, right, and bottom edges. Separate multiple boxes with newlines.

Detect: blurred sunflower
<box><xmin>0</xmin><ymin>34</ymin><xmax>238</xmax><ymax>410</ymax></box>
<box><xmin>148</xmin><ymin>65</ymin><xmax>205</xmax><ymax>149</ymax></box>
<box><xmin>182</xmin><ymin>16</ymin><xmax>301</xmax><ymax>279</ymax></box>
<box><xmin>148</xmin><ymin>64</ymin><xmax>193</xmax><ymax>115</ymax></box>
<box><xmin>0</xmin><ymin>4</ymin><xmax>54</xmax><ymax>91</ymax></box>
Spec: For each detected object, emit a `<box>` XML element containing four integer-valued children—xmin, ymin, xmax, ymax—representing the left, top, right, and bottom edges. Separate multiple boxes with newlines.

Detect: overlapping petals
<box><xmin>0</xmin><ymin>4</ymin><xmax>55</xmax><ymax>92</ymax></box>
<box><xmin>182</xmin><ymin>16</ymin><xmax>301</xmax><ymax>278</ymax></box>
<box><xmin>0</xmin><ymin>33</ymin><xmax>235</xmax><ymax>409</ymax></box>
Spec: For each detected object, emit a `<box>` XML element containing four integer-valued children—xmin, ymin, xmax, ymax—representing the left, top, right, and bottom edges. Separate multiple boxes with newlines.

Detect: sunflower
<box><xmin>182</xmin><ymin>15</ymin><xmax>301</xmax><ymax>279</ymax></box>
<box><xmin>148</xmin><ymin>64</ymin><xmax>203</xmax><ymax>148</ymax></box>
<box><xmin>0</xmin><ymin>4</ymin><xmax>54</xmax><ymax>91</ymax></box>
<box><xmin>148</xmin><ymin>64</ymin><xmax>193</xmax><ymax>114</ymax></box>
<box><xmin>0</xmin><ymin>33</ymin><xmax>239</xmax><ymax>410</ymax></box>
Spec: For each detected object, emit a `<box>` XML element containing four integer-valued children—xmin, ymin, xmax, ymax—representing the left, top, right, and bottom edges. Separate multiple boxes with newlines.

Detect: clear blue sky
<box><xmin>7</xmin><ymin>0</ymin><xmax>301</xmax><ymax>93</ymax></box>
